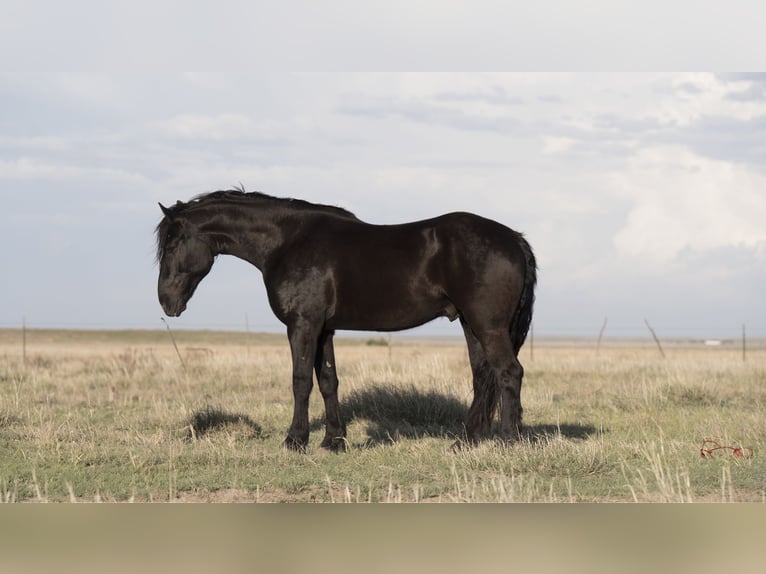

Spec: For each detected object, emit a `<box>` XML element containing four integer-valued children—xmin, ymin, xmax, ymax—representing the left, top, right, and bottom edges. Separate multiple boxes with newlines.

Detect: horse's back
<box><xmin>264</xmin><ymin>210</ymin><xmax>529</xmax><ymax>331</ymax></box>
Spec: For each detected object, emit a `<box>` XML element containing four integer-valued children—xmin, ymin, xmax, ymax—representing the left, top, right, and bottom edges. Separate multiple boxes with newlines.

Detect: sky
<box><xmin>1</xmin><ymin>72</ymin><xmax>765</xmax><ymax>339</ymax></box>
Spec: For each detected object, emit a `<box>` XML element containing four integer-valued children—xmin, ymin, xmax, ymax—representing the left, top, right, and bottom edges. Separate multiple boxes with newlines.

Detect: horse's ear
<box><xmin>159</xmin><ymin>202</ymin><xmax>173</xmax><ymax>219</ymax></box>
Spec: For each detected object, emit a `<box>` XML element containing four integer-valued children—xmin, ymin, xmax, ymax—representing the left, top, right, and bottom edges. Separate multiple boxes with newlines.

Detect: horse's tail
<box><xmin>509</xmin><ymin>233</ymin><xmax>537</xmax><ymax>355</ymax></box>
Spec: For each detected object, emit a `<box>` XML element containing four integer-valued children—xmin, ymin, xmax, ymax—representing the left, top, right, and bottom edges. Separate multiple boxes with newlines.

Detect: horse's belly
<box><xmin>327</xmin><ymin>291</ymin><xmax>449</xmax><ymax>332</ymax></box>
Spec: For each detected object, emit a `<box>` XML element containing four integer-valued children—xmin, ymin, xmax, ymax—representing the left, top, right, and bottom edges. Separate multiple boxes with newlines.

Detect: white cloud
<box><xmin>653</xmin><ymin>73</ymin><xmax>766</xmax><ymax>127</ymax></box>
<box><xmin>612</xmin><ymin>145</ymin><xmax>766</xmax><ymax>263</ymax></box>
<box><xmin>0</xmin><ymin>135</ymin><xmax>73</xmax><ymax>152</ymax></box>
<box><xmin>542</xmin><ymin>136</ymin><xmax>577</xmax><ymax>154</ymax></box>
<box><xmin>157</xmin><ymin>114</ymin><xmax>256</xmax><ymax>141</ymax></box>
<box><xmin>0</xmin><ymin>157</ymin><xmax>147</xmax><ymax>184</ymax></box>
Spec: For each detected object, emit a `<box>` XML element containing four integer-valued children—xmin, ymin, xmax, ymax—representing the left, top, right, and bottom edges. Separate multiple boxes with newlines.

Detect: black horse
<box><xmin>156</xmin><ymin>190</ymin><xmax>536</xmax><ymax>451</ymax></box>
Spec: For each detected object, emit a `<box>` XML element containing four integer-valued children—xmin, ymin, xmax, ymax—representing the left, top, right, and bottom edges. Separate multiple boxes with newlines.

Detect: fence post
<box><xmin>22</xmin><ymin>316</ymin><xmax>27</xmax><ymax>368</ymax></box>
<box><xmin>742</xmin><ymin>323</ymin><xmax>746</xmax><ymax>362</ymax></box>
<box><xmin>596</xmin><ymin>317</ymin><xmax>608</xmax><ymax>356</ymax></box>
<box><xmin>161</xmin><ymin>317</ymin><xmax>186</xmax><ymax>371</ymax></box>
<box><xmin>644</xmin><ymin>318</ymin><xmax>666</xmax><ymax>359</ymax></box>
<box><xmin>245</xmin><ymin>313</ymin><xmax>251</xmax><ymax>359</ymax></box>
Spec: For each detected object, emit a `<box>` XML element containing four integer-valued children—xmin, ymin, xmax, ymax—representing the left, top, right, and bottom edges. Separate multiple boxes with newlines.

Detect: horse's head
<box><xmin>156</xmin><ymin>202</ymin><xmax>214</xmax><ymax>317</ymax></box>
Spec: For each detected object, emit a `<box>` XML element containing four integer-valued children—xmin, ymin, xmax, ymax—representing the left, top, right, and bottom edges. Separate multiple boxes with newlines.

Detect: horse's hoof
<box><xmin>497</xmin><ymin>430</ymin><xmax>523</xmax><ymax>446</ymax></box>
<box><xmin>320</xmin><ymin>436</ymin><xmax>348</xmax><ymax>453</ymax></box>
<box><xmin>282</xmin><ymin>436</ymin><xmax>308</xmax><ymax>452</ymax></box>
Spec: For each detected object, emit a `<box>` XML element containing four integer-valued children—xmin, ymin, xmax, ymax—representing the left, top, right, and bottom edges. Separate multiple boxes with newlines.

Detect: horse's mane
<box><xmin>189</xmin><ymin>188</ymin><xmax>356</xmax><ymax>219</ymax></box>
<box><xmin>155</xmin><ymin>188</ymin><xmax>356</xmax><ymax>262</ymax></box>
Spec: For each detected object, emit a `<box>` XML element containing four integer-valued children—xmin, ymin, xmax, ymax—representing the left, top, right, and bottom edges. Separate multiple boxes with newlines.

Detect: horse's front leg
<box><xmin>315</xmin><ymin>331</ymin><xmax>346</xmax><ymax>452</ymax></box>
<box><xmin>283</xmin><ymin>320</ymin><xmax>320</xmax><ymax>451</ymax></box>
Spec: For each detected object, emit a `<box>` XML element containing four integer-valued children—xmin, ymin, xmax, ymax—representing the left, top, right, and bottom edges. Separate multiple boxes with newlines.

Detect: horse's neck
<box><xmin>199</xmin><ymin>201</ymin><xmax>287</xmax><ymax>270</ymax></box>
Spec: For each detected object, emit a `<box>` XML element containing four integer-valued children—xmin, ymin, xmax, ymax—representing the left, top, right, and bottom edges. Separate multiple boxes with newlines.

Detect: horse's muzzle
<box><xmin>161</xmin><ymin>300</ymin><xmax>186</xmax><ymax>317</ymax></box>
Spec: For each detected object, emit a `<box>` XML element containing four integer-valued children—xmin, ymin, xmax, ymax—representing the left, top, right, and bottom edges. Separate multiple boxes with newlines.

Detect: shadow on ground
<box><xmin>311</xmin><ymin>384</ymin><xmax>600</xmax><ymax>447</ymax></box>
<box><xmin>186</xmin><ymin>405</ymin><xmax>264</xmax><ymax>441</ymax></box>
<box><xmin>523</xmin><ymin>423</ymin><xmax>599</xmax><ymax>443</ymax></box>
<box><xmin>310</xmin><ymin>384</ymin><xmax>467</xmax><ymax>446</ymax></box>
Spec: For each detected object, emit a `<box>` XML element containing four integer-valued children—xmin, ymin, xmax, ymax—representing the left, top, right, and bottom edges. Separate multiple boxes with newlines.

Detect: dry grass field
<box><xmin>0</xmin><ymin>328</ymin><xmax>763</xmax><ymax>502</ymax></box>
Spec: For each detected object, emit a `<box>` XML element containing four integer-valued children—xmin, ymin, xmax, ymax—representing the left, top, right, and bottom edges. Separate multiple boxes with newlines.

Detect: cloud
<box><xmin>432</xmin><ymin>85</ymin><xmax>525</xmax><ymax>107</ymax></box>
<box><xmin>542</xmin><ymin>136</ymin><xmax>577</xmax><ymax>154</ymax></box>
<box><xmin>612</xmin><ymin>146</ymin><xmax>766</xmax><ymax>264</ymax></box>
<box><xmin>157</xmin><ymin>114</ymin><xmax>256</xmax><ymax>141</ymax></box>
<box><xmin>716</xmin><ymin>72</ymin><xmax>766</xmax><ymax>86</ymax></box>
<box><xmin>657</xmin><ymin>73</ymin><xmax>766</xmax><ymax>125</ymax></box>
<box><xmin>668</xmin><ymin>114</ymin><xmax>766</xmax><ymax>167</ymax></box>
<box><xmin>724</xmin><ymin>83</ymin><xmax>766</xmax><ymax>102</ymax></box>
<box><xmin>0</xmin><ymin>156</ymin><xmax>147</xmax><ymax>185</ymax></box>
<box><xmin>339</xmin><ymin>95</ymin><xmax>525</xmax><ymax>135</ymax></box>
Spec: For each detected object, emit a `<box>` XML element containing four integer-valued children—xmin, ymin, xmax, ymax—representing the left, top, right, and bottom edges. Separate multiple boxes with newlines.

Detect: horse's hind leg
<box><xmin>460</xmin><ymin>318</ymin><xmax>497</xmax><ymax>443</ymax></box>
<box><xmin>314</xmin><ymin>331</ymin><xmax>347</xmax><ymax>452</ymax></box>
<box><xmin>476</xmin><ymin>328</ymin><xmax>524</xmax><ymax>443</ymax></box>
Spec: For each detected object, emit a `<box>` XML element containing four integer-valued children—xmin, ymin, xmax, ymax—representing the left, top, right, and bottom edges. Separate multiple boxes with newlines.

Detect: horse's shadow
<box><xmin>186</xmin><ymin>405</ymin><xmax>263</xmax><ymax>440</ymax></box>
<box><xmin>525</xmin><ymin>423</ymin><xmax>598</xmax><ymax>442</ymax></box>
<box><xmin>311</xmin><ymin>384</ymin><xmax>598</xmax><ymax>447</ymax></box>
<box><xmin>342</xmin><ymin>384</ymin><xmax>466</xmax><ymax>446</ymax></box>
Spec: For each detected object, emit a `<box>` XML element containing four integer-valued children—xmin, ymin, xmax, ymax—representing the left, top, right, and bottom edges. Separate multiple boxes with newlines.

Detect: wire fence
<box><xmin>2</xmin><ymin>317</ymin><xmax>765</xmax><ymax>339</ymax></box>
<box><xmin>4</xmin><ymin>317</ymin><xmax>764</xmax><ymax>368</ymax></box>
